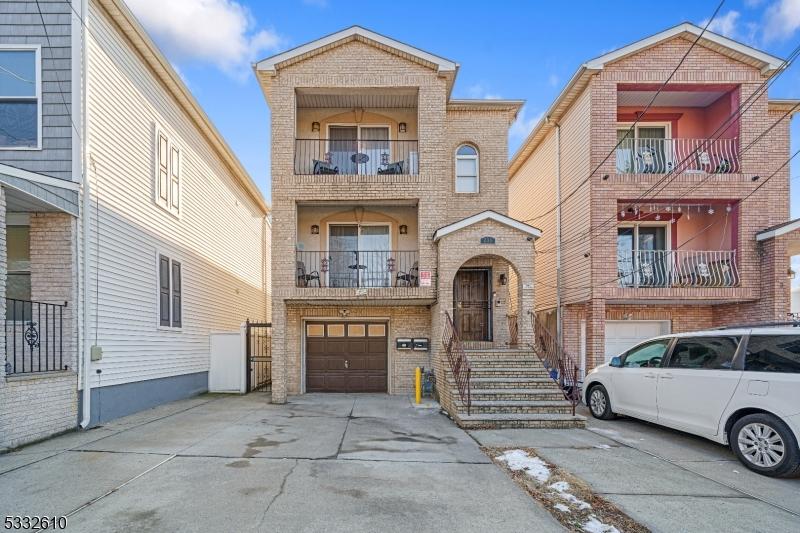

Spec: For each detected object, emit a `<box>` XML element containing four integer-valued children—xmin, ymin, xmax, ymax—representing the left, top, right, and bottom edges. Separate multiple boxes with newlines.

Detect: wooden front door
<box><xmin>453</xmin><ymin>269</ymin><xmax>491</xmax><ymax>342</ymax></box>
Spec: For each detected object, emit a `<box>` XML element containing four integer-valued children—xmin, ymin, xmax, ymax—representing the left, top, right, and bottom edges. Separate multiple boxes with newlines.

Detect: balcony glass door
<box><xmin>616</xmin><ymin>124</ymin><xmax>671</xmax><ymax>173</ymax></box>
<box><xmin>328</xmin><ymin>224</ymin><xmax>391</xmax><ymax>288</ymax></box>
<box><xmin>359</xmin><ymin>127</ymin><xmax>390</xmax><ymax>175</ymax></box>
<box><xmin>359</xmin><ymin>225</ymin><xmax>391</xmax><ymax>287</ymax></box>
<box><xmin>329</xmin><ymin>225</ymin><xmax>359</xmax><ymax>287</ymax></box>
<box><xmin>618</xmin><ymin>225</ymin><xmax>668</xmax><ymax>287</ymax></box>
<box><xmin>329</xmin><ymin>126</ymin><xmax>357</xmax><ymax>174</ymax></box>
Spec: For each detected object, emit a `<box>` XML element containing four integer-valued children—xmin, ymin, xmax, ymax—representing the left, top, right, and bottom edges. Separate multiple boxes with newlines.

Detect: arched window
<box><xmin>455</xmin><ymin>144</ymin><xmax>479</xmax><ymax>193</ymax></box>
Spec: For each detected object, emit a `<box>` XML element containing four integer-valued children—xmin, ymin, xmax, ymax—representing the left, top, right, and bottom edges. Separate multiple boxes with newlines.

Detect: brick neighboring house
<box><xmin>256</xmin><ymin>26</ymin><xmax>583</xmax><ymax>428</ymax></box>
<box><xmin>509</xmin><ymin>23</ymin><xmax>800</xmax><ymax>375</ymax></box>
<box><xmin>1</xmin><ymin>0</ymin><xmax>270</xmax><ymax>450</ymax></box>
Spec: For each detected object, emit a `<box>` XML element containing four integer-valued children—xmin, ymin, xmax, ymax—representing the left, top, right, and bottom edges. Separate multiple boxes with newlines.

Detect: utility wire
<box><xmin>521</xmin><ymin>0</ymin><xmax>725</xmax><ymax>224</ymax></box>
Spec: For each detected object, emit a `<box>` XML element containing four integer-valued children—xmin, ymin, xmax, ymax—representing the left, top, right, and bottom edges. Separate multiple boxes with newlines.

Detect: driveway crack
<box><xmin>256</xmin><ymin>459</ymin><xmax>298</xmax><ymax>529</ymax></box>
<box><xmin>333</xmin><ymin>398</ymin><xmax>356</xmax><ymax>459</ymax></box>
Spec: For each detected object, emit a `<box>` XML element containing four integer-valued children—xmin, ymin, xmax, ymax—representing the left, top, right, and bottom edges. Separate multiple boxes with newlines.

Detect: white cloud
<box><xmin>126</xmin><ymin>0</ymin><xmax>282</xmax><ymax>79</ymax></box>
<box><xmin>509</xmin><ymin>106</ymin><xmax>543</xmax><ymax>142</ymax></box>
<box><xmin>702</xmin><ymin>10</ymin><xmax>741</xmax><ymax>38</ymax></box>
<box><xmin>763</xmin><ymin>0</ymin><xmax>800</xmax><ymax>42</ymax></box>
<box><xmin>465</xmin><ymin>83</ymin><xmax>502</xmax><ymax>100</ymax></box>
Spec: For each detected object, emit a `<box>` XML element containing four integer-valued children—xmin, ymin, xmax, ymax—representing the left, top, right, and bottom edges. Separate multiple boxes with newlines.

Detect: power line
<box><xmin>534</xmin><ymin>147</ymin><xmax>800</xmax><ymax>291</ymax></box>
<box><xmin>520</xmin><ymin>0</ymin><xmax>726</xmax><ymax>224</ymax></box>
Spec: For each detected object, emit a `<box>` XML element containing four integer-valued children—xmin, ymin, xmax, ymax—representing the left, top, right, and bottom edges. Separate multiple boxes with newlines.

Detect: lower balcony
<box><xmin>296</xmin><ymin>250</ymin><xmax>419</xmax><ymax>289</ymax></box>
<box><xmin>617</xmin><ymin>249</ymin><xmax>739</xmax><ymax>288</ymax></box>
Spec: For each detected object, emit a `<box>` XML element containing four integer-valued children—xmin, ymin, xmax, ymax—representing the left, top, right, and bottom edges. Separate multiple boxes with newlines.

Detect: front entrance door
<box><xmin>305</xmin><ymin>321</ymin><xmax>388</xmax><ymax>393</ymax></box>
<box><xmin>453</xmin><ymin>269</ymin><xmax>491</xmax><ymax>342</ymax></box>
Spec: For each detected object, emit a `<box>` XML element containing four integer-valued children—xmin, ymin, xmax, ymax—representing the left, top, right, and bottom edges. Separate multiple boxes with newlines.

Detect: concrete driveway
<box><xmin>471</xmin><ymin>405</ymin><xmax>800</xmax><ymax>533</ymax></box>
<box><xmin>0</xmin><ymin>393</ymin><xmax>563</xmax><ymax>533</ymax></box>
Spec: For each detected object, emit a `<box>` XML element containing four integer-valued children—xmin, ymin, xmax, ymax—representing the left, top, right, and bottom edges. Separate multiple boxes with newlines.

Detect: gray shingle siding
<box><xmin>0</xmin><ymin>0</ymin><xmax>73</xmax><ymax>181</ymax></box>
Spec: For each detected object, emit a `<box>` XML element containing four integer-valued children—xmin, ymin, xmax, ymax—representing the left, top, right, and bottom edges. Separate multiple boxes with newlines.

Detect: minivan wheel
<box><xmin>731</xmin><ymin>413</ymin><xmax>800</xmax><ymax>478</ymax></box>
<box><xmin>588</xmin><ymin>385</ymin><xmax>615</xmax><ymax>420</ymax></box>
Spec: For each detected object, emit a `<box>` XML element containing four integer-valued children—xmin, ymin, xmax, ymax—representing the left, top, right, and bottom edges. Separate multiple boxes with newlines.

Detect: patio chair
<box><xmin>296</xmin><ymin>261</ymin><xmax>321</xmax><ymax>287</ymax></box>
<box><xmin>377</xmin><ymin>160</ymin><xmax>404</xmax><ymax>175</ymax></box>
<box><xmin>312</xmin><ymin>159</ymin><xmax>339</xmax><ymax>175</ymax></box>
<box><xmin>395</xmin><ymin>261</ymin><xmax>419</xmax><ymax>287</ymax></box>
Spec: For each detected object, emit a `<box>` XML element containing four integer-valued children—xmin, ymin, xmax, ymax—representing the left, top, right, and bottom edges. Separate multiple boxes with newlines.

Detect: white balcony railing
<box><xmin>618</xmin><ymin>249</ymin><xmax>739</xmax><ymax>288</ymax></box>
<box><xmin>615</xmin><ymin>138</ymin><xmax>740</xmax><ymax>174</ymax></box>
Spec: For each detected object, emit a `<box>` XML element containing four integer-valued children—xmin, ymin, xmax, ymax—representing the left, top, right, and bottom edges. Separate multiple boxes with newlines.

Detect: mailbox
<box><xmin>396</xmin><ymin>338</ymin><xmax>412</xmax><ymax>350</ymax></box>
<box><xmin>412</xmin><ymin>338</ymin><xmax>430</xmax><ymax>351</ymax></box>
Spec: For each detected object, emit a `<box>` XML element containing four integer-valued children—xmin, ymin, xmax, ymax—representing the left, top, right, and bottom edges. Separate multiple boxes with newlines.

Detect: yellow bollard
<box><xmin>414</xmin><ymin>367</ymin><xmax>422</xmax><ymax>404</ymax></box>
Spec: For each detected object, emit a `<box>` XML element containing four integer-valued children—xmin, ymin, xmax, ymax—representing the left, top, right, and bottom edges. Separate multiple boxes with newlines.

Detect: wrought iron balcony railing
<box><xmin>296</xmin><ymin>250</ymin><xmax>420</xmax><ymax>288</ymax></box>
<box><xmin>295</xmin><ymin>139</ymin><xmax>419</xmax><ymax>175</ymax></box>
<box><xmin>617</xmin><ymin>249</ymin><xmax>739</xmax><ymax>288</ymax></box>
<box><xmin>615</xmin><ymin>137</ymin><xmax>740</xmax><ymax>174</ymax></box>
<box><xmin>4</xmin><ymin>298</ymin><xmax>68</xmax><ymax>376</ymax></box>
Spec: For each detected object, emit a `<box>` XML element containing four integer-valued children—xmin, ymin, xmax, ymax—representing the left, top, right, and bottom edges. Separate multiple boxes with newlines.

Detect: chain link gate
<box><xmin>245</xmin><ymin>321</ymin><xmax>272</xmax><ymax>392</ymax></box>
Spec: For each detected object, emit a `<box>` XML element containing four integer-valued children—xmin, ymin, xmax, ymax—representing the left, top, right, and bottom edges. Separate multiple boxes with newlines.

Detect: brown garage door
<box><xmin>306</xmin><ymin>321</ymin><xmax>388</xmax><ymax>393</ymax></box>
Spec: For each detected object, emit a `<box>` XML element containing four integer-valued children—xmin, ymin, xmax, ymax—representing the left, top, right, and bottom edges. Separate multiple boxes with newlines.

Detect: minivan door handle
<box><xmin>660</xmin><ymin>373</ymin><xmax>674</xmax><ymax>380</ymax></box>
<box><xmin>644</xmin><ymin>373</ymin><xmax>656</xmax><ymax>379</ymax></box>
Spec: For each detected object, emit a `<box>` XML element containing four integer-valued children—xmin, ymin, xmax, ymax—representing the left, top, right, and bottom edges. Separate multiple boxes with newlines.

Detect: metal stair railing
<box><xmin>442</xmin><ymin>311</ymin><xmax>472</xmax><ymax>415</ymax></box>
<box><xmin>529</xmin><ymin>313</ymin><xmax>581</xmax><ymax>416</ymax></box>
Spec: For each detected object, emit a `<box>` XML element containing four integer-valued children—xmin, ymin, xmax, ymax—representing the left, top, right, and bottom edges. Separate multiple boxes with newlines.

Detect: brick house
<box><xmin>509</xmin><ymin>23</ymin><xmax>800</xmax><ymax>375</ymax></box>
<box><xmin>0</xmin><ymin>0</ymin><xmax>270</xmax><ymax>450</ymax></box>
<box><xmin>256</xmin><ymin>27</ymin><xmax>583</xmax><ymax>428</ymax></box>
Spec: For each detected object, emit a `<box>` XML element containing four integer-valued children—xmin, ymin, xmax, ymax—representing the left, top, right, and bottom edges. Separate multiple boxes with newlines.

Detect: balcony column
<box><xmin>585</xmin><ymin>298</ymin><xmax>606</xmax><ymax>371</ymax></box>
<box><xmin>30</xmin><ymin>213</ymin><xmax>78</xmax><ymax>372</ymax></box>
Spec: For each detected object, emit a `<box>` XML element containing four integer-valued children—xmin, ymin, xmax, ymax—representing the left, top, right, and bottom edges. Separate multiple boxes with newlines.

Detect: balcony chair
<box><xmin>395</xmin><ymin>261</ymin><xmax>419</xmax><ymax>287</ymax></box>
<box><xmin>312</xmin><ymin>159</ymin><xmax>339</xmax><ymax>175</ymax></box>
<box><xmin>377</xmin><ymin>160</ymin><xmax>404</xmax><ymax>175</ymax></box>
<box><xmin>296</xmin><ymin>261</ymin><xmax>321</xmax><ymax>287</ymax></box>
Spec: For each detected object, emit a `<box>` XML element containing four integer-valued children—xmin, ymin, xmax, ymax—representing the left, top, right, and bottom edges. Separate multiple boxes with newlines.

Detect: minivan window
<box><xmin>622</xmin><ymin>339</ymin><xmax>671</xmax><ymax>368</ymax></box>
<box><xmin>745</xmin><ymin>335</ymin><xmax>800</xmax><ymax>374</ymax></box>
<box><xmin>668</xmin><ymin>336</ymin><xmax>740</xmax><ymax>370</ymax></box>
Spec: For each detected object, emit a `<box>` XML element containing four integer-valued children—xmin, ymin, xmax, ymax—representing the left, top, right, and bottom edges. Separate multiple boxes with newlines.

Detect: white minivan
<box><xmin>584</xmin><ymin>327</ymin><xmax>800</xmax><ymax>477</ymax></box>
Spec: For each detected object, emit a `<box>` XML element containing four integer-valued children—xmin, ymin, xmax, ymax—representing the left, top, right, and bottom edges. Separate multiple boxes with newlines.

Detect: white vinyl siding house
<box><xmin>81</xmin><ymin>0</ymin><xmax>269</xmax><ymax>407</ymax></box>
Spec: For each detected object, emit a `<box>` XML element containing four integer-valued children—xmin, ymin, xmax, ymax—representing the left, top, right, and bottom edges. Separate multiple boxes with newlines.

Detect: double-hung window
<box><xmin>155</xmin><ymin>128</ymin><xmax>181</xmax><ymax>216</ymax></box>
<box><xmin>158</xmin><ymin>254</ymin><xmax>182</xmax><ymax>328</ymax></box>
<box><xmin>455</xmin><ymin>144</ymin><xmax>479</xmax><ymax>193</ymax></box>
<box><xmin>0</xmin><ymin>46</ymin><xmax>41</xmax><ymax>149</ymax></box>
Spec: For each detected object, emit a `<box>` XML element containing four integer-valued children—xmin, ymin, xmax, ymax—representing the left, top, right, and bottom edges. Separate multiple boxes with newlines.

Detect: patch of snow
<box><xmin>549</xmin><ymin>481</ymin><xmax>571</xmax><ymax>492</ymax></box>
<box><xmin>559</xmin><ymin>491</ymin><xmax>591</xmax><ymax>510</ymax></box>
<box><xmin>583</xmin><ymin>515</ymin><xmax>620</xmax><ymax>533</ymax></box>
<box><xmin>496</xmin><ymin>449</ymin><xmax>551</xmax><ymax>483</ymax></box>
<box><xmin>593</xmin><ymin>444</ymin><xmax>612</xmax><ymax>449</ymax></box>
<box><xmin>554</xmin><ymin>503</ymin><xmax>571</xmax><ymax>513</ymax></box>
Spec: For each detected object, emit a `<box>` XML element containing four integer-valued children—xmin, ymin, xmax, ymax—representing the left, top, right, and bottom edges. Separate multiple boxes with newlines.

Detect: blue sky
<box><xmin>126</xmin><ymin>0</ymin><xmax>800</xmax><ymax>210</ymax></box>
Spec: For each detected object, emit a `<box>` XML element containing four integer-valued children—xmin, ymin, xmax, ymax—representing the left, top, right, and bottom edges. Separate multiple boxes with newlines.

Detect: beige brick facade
<box><xmin>258</xmin><ymin>30</ymin><xmax>535</xmax><ymax>402</ymax></box>
<box><xmin>510</xmin><ymin>29</ymin><xmax>797</xmax><ymax>372</ymax></box>
<box><xmin>0</xmin><ymin>193</ymin><xmax>79</xmax><ymax>450</ymax></box>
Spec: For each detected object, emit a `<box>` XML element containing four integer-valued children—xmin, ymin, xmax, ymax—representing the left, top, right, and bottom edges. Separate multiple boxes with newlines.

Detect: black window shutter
<box><xmin>172</xmin><ymin>261</ymin><xmax>182</xmax><ymax>328</ymax></box>
<box><xmin>159</xmin><ymin>255</ymin><xmax>171</xmax><ymax>326</ymax></box>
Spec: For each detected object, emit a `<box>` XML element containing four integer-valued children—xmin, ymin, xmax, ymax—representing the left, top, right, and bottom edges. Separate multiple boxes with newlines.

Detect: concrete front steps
<box><xmin>443</xmin><ymin>349</ymin><xmax>585</xmax><ymax>429</ymax></box>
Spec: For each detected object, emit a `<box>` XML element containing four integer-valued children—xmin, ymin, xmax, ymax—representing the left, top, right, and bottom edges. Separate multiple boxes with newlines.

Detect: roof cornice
<box><xmin>97</xmin><ymin>0</ymin><xmax>268</xmax><ymax>214</ymax></box>
<box><xmin>432</xmin><ymin>210</ymin><xmax>541</xmax><ymax>242</ymax></box>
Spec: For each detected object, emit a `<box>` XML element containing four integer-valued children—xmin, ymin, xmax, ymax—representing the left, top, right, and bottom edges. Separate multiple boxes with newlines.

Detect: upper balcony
<box><xmin>615</xmin><ymin>84</ymin><xmax>741</xmax><ymax>175</ymax></box>
<box><xmin>294</xmin><ymin>88</ymin><xmax>419</xmax><ymax>176</ymax></box>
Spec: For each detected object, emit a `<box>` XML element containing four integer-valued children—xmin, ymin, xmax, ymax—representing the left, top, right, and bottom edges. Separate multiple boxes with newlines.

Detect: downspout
<box><xmin>79</xmin><ymin>0</ymin><xmax>92</xmax><ymax>428</ymax></box>
<box><xmin>553</xmin><ymin>120</ymin><xmax>563</xmax><ymax>346</ymax></box>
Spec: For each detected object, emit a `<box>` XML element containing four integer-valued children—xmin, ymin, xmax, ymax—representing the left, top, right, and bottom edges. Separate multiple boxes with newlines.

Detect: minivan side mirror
<box><xmin>609</xmin><ymin>356</ymin><xmax>622</xmax><ymax>368</ymax></box>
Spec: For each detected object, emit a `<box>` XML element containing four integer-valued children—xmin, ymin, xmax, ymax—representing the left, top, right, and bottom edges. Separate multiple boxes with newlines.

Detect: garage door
<box><xmin>605</xmin><ymin>320</ymin><xmax>670</xmax><ymax>363</ymax></box>
<box><xmin>305</xmin><ymin>322</ymin><xmax>388</xmax><ymax>393</ymax></box>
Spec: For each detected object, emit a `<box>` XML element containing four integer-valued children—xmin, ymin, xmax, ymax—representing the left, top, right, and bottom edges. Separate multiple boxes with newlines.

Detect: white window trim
<box><xmin>153</xmin><ymin>124</ymin><xmax>182</xmax><ymax>218</ymax></box>
<box><xmin>155</xmin><ymin>251</ymin><xmax>183</xmax><ymax>331</ymax></box>
<box><xmin>455</xmin><ymin>144</ymin><xmax>479</xmax><ymax>194</ymax></box>
<box><xmin>0</xmin><ymin>44</ymin><xmax>42</xmax><ymax>151</ymax></box>
<box><xmin>617</xmin><ymin>221</ymin><xmax>672</xmax><ymax>253</ymax></box>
